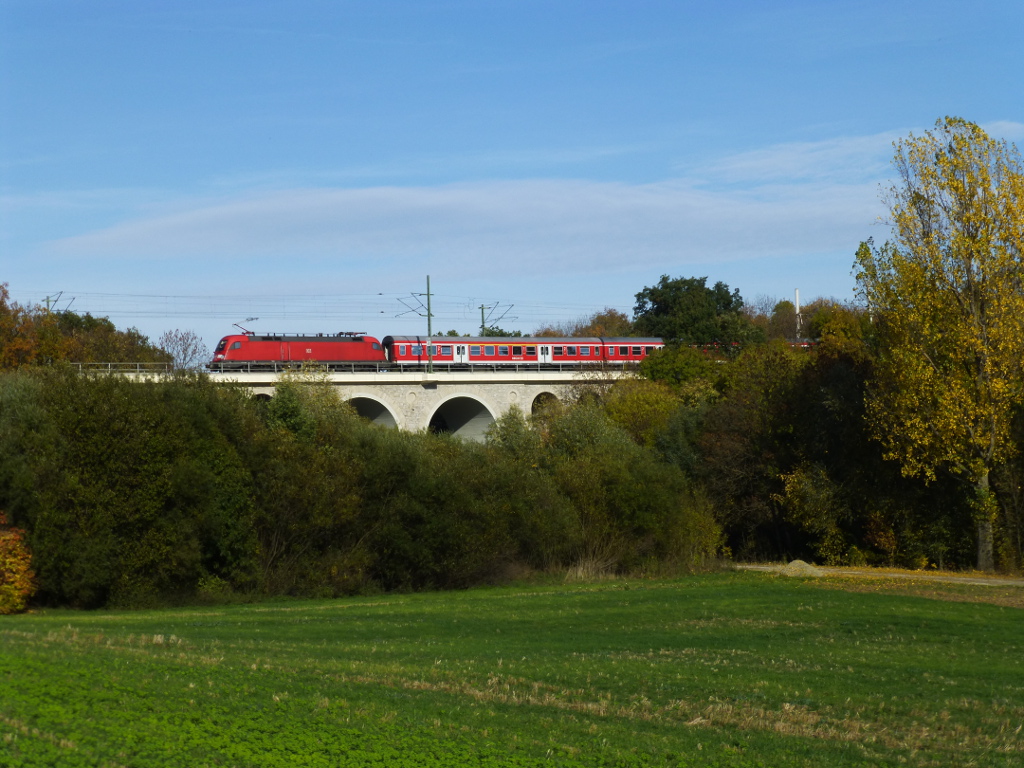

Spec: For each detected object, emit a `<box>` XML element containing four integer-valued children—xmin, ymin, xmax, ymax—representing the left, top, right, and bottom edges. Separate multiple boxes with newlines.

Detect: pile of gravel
<box><xmin>778</xmin><ymin>559</ymin><xmax>824</xmax><ymax>577</ymax></box>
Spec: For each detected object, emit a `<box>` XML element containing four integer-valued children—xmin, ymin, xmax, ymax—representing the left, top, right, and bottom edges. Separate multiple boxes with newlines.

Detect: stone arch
<box><xmin>347</xmin><ymin>395</ymin><xmax>398</xmax><ymax>428</ymax></box>
<box><xmin>428</xmin><ymin>395</ymin><xmax>496</xmax><ymax>442</ymax></box>
<box><xmin>531</xmin><ymin>390</ymin><xmax>560</xmax><ymax>415</ymax></box>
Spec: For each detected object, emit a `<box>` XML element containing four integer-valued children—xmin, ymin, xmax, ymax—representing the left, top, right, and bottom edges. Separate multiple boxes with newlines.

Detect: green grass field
<box><xmin>2</xmin><ymin>571</ymin><xmax>1022</xmax><ymax>767</ymax></box>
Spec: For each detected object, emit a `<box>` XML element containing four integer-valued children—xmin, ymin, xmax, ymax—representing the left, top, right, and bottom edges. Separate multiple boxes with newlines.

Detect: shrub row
<box><xmin>0</xmin><ymin>367</ymin><xmax>718</xmax><ymax>608</ymax></box>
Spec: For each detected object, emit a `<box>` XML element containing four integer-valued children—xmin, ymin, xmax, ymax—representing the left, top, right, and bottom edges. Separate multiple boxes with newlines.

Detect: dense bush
<box><xmin>2</xmin><ymin>367</ymin><xmax>722</xmax><ymax>609</ymax></box>
<box><xmin>0</xmin><ymin>369</ymin><xmax>259</xmax><ymax>607</ymax></box>
<box><xmin>511</xmin><ymin>402</ymin><xmax>720</xmax><ymax>574</ymax></box>
<box><xmin>688</xmin><ymin>335</ymin><xmax>978</xmax><ymax>568</ymax></box>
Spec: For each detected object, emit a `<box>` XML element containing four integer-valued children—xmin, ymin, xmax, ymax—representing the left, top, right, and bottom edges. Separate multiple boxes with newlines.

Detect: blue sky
<box><xmin>2</xmin><ymin>0</ymin><xmax>1023</xmax><ymax>348</ymax></box>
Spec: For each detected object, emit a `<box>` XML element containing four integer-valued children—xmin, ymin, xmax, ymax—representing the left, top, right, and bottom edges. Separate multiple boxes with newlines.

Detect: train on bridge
<box><xmin>209</xmin><ymin>331</ymin><xmax>665</xmax><ymax>371</ymax></box>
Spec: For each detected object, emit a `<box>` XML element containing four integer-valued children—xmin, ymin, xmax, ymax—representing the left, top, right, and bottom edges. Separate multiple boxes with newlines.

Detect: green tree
<box><xmin>855</xmin><ymin>117</ymin><xmax>1024</xmax><ymax>571</ymax></box>
<box><xmin>57</xmin><ymin>312</ymin><xmax>170</xmax><ymax>364</ymax></box>
<box><xmin>2</xmin><ymin>370</ymin><xmax>259</xmax><ymax>607</ymax></box>
<box><xmin>768</xmin><ymin>300</ymin><xmax>798</xmax><ymax>340</ymax></box>
<box><xmin>480</xmin><ymin>325</ymin><xmax>522</xmax><ymax>337</ymax></box>
<box><xmin>543</xmin><ymin>403</ymin><xmax>719</xmax><ymax>573</ymax></box>
<box><xmin>639</xmin><ymin>345</ymin><xmax>720</xmax><ymax>406</ymax></box>
<box><xmin>602</xmin><ymin>378</ymin><xmax>680</xmax><ymax>447</ymax></box>
<box><xmin>633</xmin><ymin>275</ymin><xmax>764</xmax><ymax>347</ymax></box>
<box><xmin>698</xmin><ymin>341</ymin><xmax>810</xmax><ymax>559</ymax></box>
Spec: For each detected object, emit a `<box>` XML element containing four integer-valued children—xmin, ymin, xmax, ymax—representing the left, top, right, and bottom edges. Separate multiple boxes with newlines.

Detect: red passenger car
<box><xmin>381</xmin><ymin>336</ymin><xmax>664</xmax><ymax>368</ymax></box>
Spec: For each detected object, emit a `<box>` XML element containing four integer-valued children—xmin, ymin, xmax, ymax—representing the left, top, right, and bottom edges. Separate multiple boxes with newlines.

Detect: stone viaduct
<box><xmin>210</xmin><ymin>368</ymin><xmax>608</xmax><ymax>441</ymax></box>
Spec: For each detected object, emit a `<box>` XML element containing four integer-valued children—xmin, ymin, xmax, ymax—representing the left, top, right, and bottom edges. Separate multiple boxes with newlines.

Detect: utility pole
<box><xmin>396</xmin><ymin>280</ymin><xmax>438</xmax><ymax>371</ymax></box>
<box><xmin>478</xmin><ymin>303</ymin><xmax>502</xmax><ymax>336</ymax></box>
<box><xmin>426</xmin><ymin>275</ymin><xmax>433</xmax><ymax>373</ymax></box>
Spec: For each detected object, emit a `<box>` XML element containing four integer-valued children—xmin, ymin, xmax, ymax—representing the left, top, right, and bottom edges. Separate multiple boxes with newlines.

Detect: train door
<box><xmin>539</xmin><ymin>345</ymin><xmax>552</xmax><ymax>364</ymax></box>
<box><xmin>454</xmin><ymin>345</ymin><xmax>469</xmax><ymax>364</ymax></box>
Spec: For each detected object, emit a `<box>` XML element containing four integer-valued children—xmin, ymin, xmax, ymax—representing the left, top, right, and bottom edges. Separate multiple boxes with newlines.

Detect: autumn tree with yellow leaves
<box><xmin>0</xmin><ymin>511</ymin><xmax>36</xmax><ymax>614</ymax></box>
<box><xmin>0</xmin><ymin>283</ymin><xmax>171</xmax><ymax>368</ymax></box>
<box><xmin>856</xmin><ymin>117</ymin><xmax>1024</xmax><ymax>571</ymax></box>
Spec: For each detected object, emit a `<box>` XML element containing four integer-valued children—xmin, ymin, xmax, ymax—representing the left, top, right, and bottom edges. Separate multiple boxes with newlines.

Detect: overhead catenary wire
<box><xmin>11</xmin><ymin>289</ymin><xmax>629</xmax><ymax>328</ymax></box>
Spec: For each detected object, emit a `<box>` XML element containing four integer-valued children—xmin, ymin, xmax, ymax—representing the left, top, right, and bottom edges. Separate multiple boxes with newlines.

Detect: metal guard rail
<box><xmin>68</xmin><ymin>362</ymin><xmax>640</xmax><ymax>375</ymax></box>
<box><xmin>71</xmin><ymin>362</ymin><xmax>175</xmax><ymax>373</ymax></box>
<box><xmin>206</xmin><ymin>361</ymin><xmax>637</xmax><ymax>374</ymax></box>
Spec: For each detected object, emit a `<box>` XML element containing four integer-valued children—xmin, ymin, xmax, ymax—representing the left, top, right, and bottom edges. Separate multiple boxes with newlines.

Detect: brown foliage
<box><xmin>535</xmin><ymin>308</ymin><xmax>634</xmax><ymax>337</ymax></box>
<box><xmin>0</xmin><ymin>284</ymin><xmax>47</xmax><ymax>368</ymax></box>
<box><xmin>0</xmin><ymin>283</ymin><xmax>170</xmax><ymax>368</ymax></box>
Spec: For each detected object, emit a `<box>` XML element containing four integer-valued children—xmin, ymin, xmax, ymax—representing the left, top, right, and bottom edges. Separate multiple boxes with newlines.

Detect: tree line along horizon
<box><xmin>2</xmin><ymin>116</ymin><xmax>1022</xmax><ymax>612</ymax></box>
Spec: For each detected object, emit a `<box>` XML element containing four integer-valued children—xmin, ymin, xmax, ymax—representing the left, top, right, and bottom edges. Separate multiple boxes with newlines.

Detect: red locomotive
<box><xmin>210</xmin><ymin>332</ymin><xmax>386</xmax><ymax>371</ymax></box>
<box><xmin>209</xmin><ymin>331</ymin><xmax>664</xmax><ymax>371</ymax></box>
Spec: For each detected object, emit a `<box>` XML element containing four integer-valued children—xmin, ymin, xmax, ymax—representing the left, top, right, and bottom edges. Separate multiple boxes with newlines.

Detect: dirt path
<box><xmin>735</xmin><ymin>563</ymin><xmax>1024</xmax><ymax>587</ymax></box>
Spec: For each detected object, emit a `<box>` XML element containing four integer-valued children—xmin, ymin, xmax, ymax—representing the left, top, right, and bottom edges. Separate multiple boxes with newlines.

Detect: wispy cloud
<box><xmin>11</xmin><ymin>129</ymin><xmax>929</xmax><ymax>339</ymax></box>
<box><xmin>32</xmin><ymin>123</ymin><xmax>1024</xmax><ymax>286</ymax></box>
<box><xmin>983</xmin><ymin>120</ymin><xmax>1024</xmax><ymax>143</ymax></box>
<box><xmin>43</xmin><ymin>175</ymin><xmax>883</xmax><ymax>281</ymax></box>
<box><xmin>14</xmin><ymin>129</ymin><xmax>931</xmax><ymax>310</ymax></box>
<box><xmin>199</xmin><ymin>142</ymin><xmax>656</xmax><ymax>190</ymax></box>
<box><xmin>691</xmin><ymin>131</ymin><xmax>901</xmax><ymax>186</ymax></box>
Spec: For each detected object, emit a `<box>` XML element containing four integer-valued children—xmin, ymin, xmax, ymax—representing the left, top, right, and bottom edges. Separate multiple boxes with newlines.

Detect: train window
<box><xmin>645</xmin><ymin>346</ymin><xmax>654</xmax><ymax>355</ymax></box>
<box><xmin>215</xmin><ymin>340</ymin><xmax>226</xmax><ymax>353</ymax></box>
<box><xmin>230</xmin><ymin>341</ymin><xmax>242</xmax><ymax>350</ymax></box>
<box><xmin>470</xmin><ymin>345</ymin><xmax>481</xmax><ymax>355</ymax></box>
<box><xmin>512</xmin><ymin>345</ymin><xmax>522</xmax><ymax>355</ymax></box>
<box><xmin>580</xmin><ymin>346</ymin><xmax>590</xmax><ymax>356</ymax></box>
<box><xmin>619</xmin><ymin>346</ymin><xmax>628</xmax><ymax>355</ymax></box>
<box><xmin>553</xmin><ymin>346</ymin><xmax>563</xmax><ymax>356</ymax></box>
<box><xmin>485</xmin><ymin>345</ymin><xmax>495</xmax><ymax>356</ymax></box>
<box><xmin>373</xmin><ymin>343</ymin><xmax>381</xmax><ymax>350</ymax></box>
<box><xmin>607</xmin><ymin>347</ymin><xmax>615</xmax><ymax>356</ymax></box>
<box><xmin>398</xmin><ymin>345</ymin><xmax>406</xmax><ymax>355</ymax></box>
<box><xmin>567</xmin><ymin>346</ymin><xmax>577</xmax><ymax>355</ymax></box>
<box><xmin>440</xmin><ymin>345</ymin><xmax>452</xmax><ymax>356</ymax></box>
<box><xmin>526</xmin><ymin>346</ymin><xmax>536</xmax><ymax>355</ymax></box>
<box><xmin>632</xmin><ymin>346</ymin><xmax>641</xmax><ymax>356</ymax></box>
<box><xmin>499</xmin><ymin>346</ymin><xmax>509</xmax><ymax>356</ymax></box>
<box><xmin>412</xmin><ymin>345</ymin><xmax>422</xmax><ymax>355</ymax></box>
<box><xmin>429</xmin><ymin>345</ymin><xmax>437</xmax><ymax>356</ymax></box>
